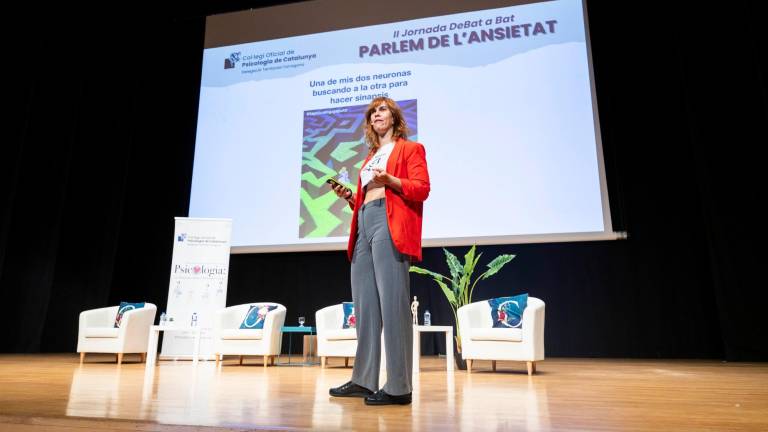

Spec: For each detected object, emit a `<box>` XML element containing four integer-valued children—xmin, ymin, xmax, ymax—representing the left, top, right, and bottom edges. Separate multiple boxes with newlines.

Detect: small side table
<box><xmin>413</xmin><ymin>325</ymin><xmax>454</xmax><ymax>374</ymax></box>
<box><xmin>146</xmin><ymin>325</ymin><xmax>201</xmax><ymax>367</ymax></box>
<box><xmin>278</xmin><ymin>326</ymin><xmax>317</xmax><ymax>366</ymax></box>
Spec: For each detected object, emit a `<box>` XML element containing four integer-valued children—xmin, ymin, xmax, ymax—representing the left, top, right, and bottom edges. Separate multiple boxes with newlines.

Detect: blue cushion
<box><xmin>239</xmin><ymin>304</ymin><xmax>278</xmax><ymax>329</ymax></box>
<box><xmin>114</xmin><ymin>302</ymin><xmax>145</xmax><ymax>328</ymax></box>
<box><xmin>342</xmin><ymin>302</ymin><xmax>356</xmax><ymax>329</ymax></box>
<box><xmin>488</xmin><ymin>294</ymin><xmax>528</xmax><ymax>328</ymax></box>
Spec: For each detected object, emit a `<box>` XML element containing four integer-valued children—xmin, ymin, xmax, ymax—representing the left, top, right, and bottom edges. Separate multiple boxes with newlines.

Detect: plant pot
<box><xmin>454</xmin><ymin>346</ymin><xmax>467</xmax><ymax>370</ymax></box>
<box><xmin>453</xmin><ymin>335</ymin><xmax>467</xmax><ymax>370</ymax></box>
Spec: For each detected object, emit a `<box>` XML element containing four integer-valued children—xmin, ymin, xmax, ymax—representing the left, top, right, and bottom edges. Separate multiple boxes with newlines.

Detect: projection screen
<box><xmin>190</xmin><ymin>0</ymin><xmax>621</xmax><ymax>253</ymax></box>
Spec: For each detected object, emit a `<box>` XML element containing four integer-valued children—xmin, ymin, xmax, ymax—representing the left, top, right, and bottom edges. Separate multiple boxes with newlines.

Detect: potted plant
<box><xmin>410</xmin><ymin>245</ymin><xmax>515</xmax><ymax>369</ymax></box>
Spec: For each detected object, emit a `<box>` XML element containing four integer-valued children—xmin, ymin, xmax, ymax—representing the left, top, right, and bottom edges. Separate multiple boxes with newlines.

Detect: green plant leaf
<box><xmin>456</xmin><ymin>273</ymin><xmax>468</xmax><ymax>305</ymax></box>
<box><xmin>434</xmin><ymin>278</ymin><xmax>457</xmax><ymax>307</ymax></box>
<box><xmin>412</xmin><ymin>265</ymin><xmax>456</xmax><ymax>307</ymax></box>
<box><xmin>463</xmin><ymin>245</ymin><xmax>477</xmax><ymax>276</ymax></box>
<box><xmin>410</xmin><ymin>266</ymin><xmax>446</xmax><ymax>281</ymax></box>
<box><xmin>443</xmin><ymin>248</ymin><xmax>463</xmax><ymax>280</ymax></box>
<box><xmin>483</xmin><ymin>254</ymin><xmax>516</xmax><ymax>279</ymax></box>
<box><xmin>472</xmin><ymin>253</ymin><xmax>483</xmax><ymax>273</ymax></box>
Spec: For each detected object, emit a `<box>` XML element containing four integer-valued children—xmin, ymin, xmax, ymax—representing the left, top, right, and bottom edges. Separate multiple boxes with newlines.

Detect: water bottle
<box><xmin>191</xmin><ymin>312</ymin><xmax>198</xmax><ymax>327</ymax></box>
<box><xmin>424</xmin><ymin>310</ymin><xmax>431</xmax><ymax>326</ymax></box>
<box><xmin>160</xmin><ymin>312</ymin><xmax>167</xmax><ymax>326</ymax></box>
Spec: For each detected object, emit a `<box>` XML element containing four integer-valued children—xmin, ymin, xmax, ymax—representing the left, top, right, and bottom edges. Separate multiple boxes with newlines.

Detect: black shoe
<box><xmin>329</xmin><ymin>381</ymin><xmax>374</xmax><ymax>398</ymax></box>
<box><xmin>364</xmin><ymin>389</ymin><xmax>412</xmax><ymax>405</ymax></box>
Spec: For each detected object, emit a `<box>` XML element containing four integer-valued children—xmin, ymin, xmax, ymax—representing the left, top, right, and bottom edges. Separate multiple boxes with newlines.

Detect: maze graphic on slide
<box><xmin>300</xmin><ymin>99</ymin><xmax>417</xmax><ymax>238</ymax></box>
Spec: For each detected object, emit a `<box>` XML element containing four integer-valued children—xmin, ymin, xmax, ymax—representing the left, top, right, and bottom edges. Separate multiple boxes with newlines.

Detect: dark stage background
<box><xmin>1</xmin><ymin>1</ymin><xmax>765</xmax><ymax>360</ymax></box>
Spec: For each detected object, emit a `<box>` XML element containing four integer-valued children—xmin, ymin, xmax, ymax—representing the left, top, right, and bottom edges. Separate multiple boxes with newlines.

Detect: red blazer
<box><xmin>347</xmin><ymin>138</ymin><xmax>431</xmax><ymax>262</ymax></box>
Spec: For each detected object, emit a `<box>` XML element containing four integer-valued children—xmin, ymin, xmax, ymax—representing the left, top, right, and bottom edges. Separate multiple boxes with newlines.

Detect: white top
<box><xmin>360</xmin><ymin>142</ymin><xmax>394</xmax><ymax>188</ymax></box>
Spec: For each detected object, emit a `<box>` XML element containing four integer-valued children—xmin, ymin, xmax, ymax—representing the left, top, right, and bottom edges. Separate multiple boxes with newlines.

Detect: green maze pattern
<box><xmin>299</xmin><ymin>100</ymin><xmax>418</xmax><ymax>238</ymax></box>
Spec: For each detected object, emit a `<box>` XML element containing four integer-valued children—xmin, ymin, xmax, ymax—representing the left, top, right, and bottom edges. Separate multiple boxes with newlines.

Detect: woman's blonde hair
<box><xmin>363</xmin><ymin>97</ymin><xmax>409</xmax><ymax>154</ymax></box>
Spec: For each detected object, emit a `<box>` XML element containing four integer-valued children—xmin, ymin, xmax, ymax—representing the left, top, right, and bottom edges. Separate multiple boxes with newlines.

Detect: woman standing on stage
<box><xmin>328</xmin><ymin>97</ymin><xmax>430</xmax><ymax>406</ymax></box>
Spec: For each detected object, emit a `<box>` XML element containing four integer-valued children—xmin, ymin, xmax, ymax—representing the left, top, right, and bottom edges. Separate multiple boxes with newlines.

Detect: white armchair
<box><xmin>213</xmin><ymin>303</ymin><xmax>286</xmax><ymax>367</ymax></box>
<box><xmin>458</xmin><ymin>297</ymin><xmax>545</xmax><ymax>375</ymax></box>
<box><xmin>77</xmin><ymin>303</ymin><xmax>157</xmax><ymax>365</ymax></box>
<box><xmin>316</xmin><ymin>304</ymin><xmax>357</xmax><ymax>368</ymax></box>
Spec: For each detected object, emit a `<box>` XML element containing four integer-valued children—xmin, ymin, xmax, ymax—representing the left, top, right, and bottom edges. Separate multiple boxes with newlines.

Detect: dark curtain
<box><xmin>0</xmin><ymin>1</ymin><xmax>765</xmax><ymax>360</ymax></box>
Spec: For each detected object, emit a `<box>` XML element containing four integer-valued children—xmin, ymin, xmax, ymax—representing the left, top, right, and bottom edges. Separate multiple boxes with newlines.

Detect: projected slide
<box><xmin>300</xmin><ymin>100</ymin><xmax>417</xmax><ymax>238</ymax></box>
<box><xmin>191</xmin><ymin>0</ymin><xmax>613</xmax><ymax>251</ymax></box>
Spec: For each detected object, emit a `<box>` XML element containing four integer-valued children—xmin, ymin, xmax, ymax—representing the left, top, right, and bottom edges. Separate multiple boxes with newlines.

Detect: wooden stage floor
<box><xmin>0</xmin><ymin>354</ymin><xmax>766</xmax><ymax>431</ymax></box>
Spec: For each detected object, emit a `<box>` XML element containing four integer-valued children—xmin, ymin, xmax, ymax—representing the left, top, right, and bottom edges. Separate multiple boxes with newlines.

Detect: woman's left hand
<box><xmin>372</xmin><ymin>168</ymin><xmax>402</xmax><ymax>192</ymax></box>
<box><xmin>372</xmin><ymin>168</ymin><xmax>392</xmax><ymax>185</ymax></box>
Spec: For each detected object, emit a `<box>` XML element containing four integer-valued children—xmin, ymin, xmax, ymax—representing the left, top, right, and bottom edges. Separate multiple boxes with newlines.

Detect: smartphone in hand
<box><xmin>326</xmin><ymin>178</ymin><xmax>351</xmax><ymax>196</ymax></box>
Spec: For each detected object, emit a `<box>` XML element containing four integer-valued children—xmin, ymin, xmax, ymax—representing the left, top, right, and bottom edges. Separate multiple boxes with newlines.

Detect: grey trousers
<box><xmin>350</xmin><ymin>198</ymin><xmax>413</xmax><ymax>395</ymax></box>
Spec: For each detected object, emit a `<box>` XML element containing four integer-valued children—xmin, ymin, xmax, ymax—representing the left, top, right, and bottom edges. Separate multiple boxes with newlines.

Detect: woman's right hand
<box><xmin>332</xmin><ymin>184</ymin><xmax>351</xmax><ymax>200</ymax></box>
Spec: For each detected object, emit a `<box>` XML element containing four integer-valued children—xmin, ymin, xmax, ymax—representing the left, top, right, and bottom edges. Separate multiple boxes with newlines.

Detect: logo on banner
<box><xmin>224</xmin><ymin>52</ymin><xmax>241</xmax><ymax>69</ymax></box>
<box><xmin>173</xmin><ymin>263</ymin><xmax>228</xmax><ymax>277</ymax></box>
